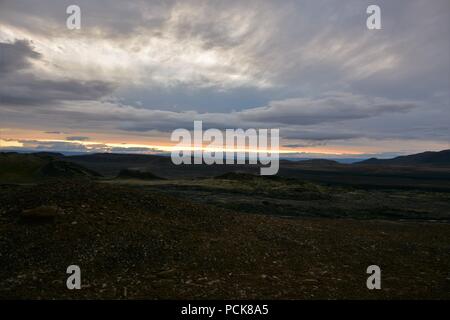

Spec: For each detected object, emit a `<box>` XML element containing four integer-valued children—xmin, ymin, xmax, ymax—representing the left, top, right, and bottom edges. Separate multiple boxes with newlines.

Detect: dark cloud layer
<box><xmin>0</xmin><ymin>40</ymin><xmax>115</xmax><ymax>106</ymax></box>
<box><xmin>66</xmin><ymin>136</ymin><xmax>90</xmax><ymax>141</ymax></box>
<box><xmin>0</xmin><ymin>40</ymin><xmax>41</xmax><ymax>73</ymax></box>
<box><xmin>240</xmin><ymin>93</ymin><xmax>419</xmax><ymax>125</ymax></box>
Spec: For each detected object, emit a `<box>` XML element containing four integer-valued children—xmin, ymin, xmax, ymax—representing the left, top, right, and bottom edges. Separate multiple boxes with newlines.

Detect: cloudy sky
<box><xmin>0</xmin><ymin>0</ymin><xmax>449</xmax><ymax>158</ymax></box>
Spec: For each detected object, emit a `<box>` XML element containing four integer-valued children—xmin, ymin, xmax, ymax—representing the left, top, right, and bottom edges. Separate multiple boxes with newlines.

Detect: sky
<box><xmin>0</xmin><ymin>0</ymin><xmax>449</xmax><ymax>158</ymax></box>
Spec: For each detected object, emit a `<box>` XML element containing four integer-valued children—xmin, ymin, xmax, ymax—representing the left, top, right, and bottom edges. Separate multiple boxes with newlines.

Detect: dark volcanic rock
<box><xmin>20</xmin><ymin>205</ymin><xmax>60</xmax><ymax>224</ymax></box>
<box><xmin>0</xmin><ymin>181</ymin><xmax>449</xmax><ymax>299</ymax></box>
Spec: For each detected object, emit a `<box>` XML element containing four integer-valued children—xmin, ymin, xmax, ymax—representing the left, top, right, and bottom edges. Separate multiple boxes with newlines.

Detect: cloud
<box><xmin>281</xmin><ymin>129</ymin><xmax>360</xmax><ymax>141</ymax></box>
<box><xmin>0</xmin><ymin>39</ymin><xmax>115</xmax><ymax>106</ymax></box>
<box><xmin>0</xmin><ymin>139</ymin><xmax>166</xmax><ymax>155</ymax></box>
<box><xmin>0</xmin><ymin>40</ymin><xmax>41</xmax><ymax>74</ymax></box>
<box><xmin>109</xmin><ymin>146</ymin><xmax>162</xmax><ymax>153</ymax></box>
<box><xmin>66</xmin><ymin>136</ymin><xmax>90</xmax><ymax>141</ymax></box>
<box><xmin>16</xmin><ymin>140</ymin><xmax>91</xmax><ymax>152</ymax></box>
<box><xmin>1</xmin><ymin>0</ymin><xmax>448</xmax><ymax>97</ymax></box>
<box><xmin>0</xmin><ymin>90</ymin><xmax>421</xmax><ymax>143</ymax></box>
<box><xmin>109</xmin><ymin>92</ymin><xmax>420</xmax><ymax>134</ymax></box>
<box><xmin>0</xmin><ymin>74</ymin><xmax>115</xmax><ymax>106</ymax></box>
<box><xmin>0</xmin><ymin>0</ymin><xmax>448</xmax><ymax>154</ymax></box>
<box><xmin>239</xmin><ymin>92</ymin><xmax>419</xmax><ymax>125</ymax></box>
<box><xmin>283</xmin><ymin>142</ymin><xmax>327</xmax><ymax>148</ymax></box>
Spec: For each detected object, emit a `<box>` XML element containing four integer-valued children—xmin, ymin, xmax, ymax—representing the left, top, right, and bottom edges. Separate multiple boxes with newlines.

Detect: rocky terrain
<box><xmin>1</xmin><ymin>151</ymin><xmax>449</xmax><ymax>299</ymax></box>
<box><xmin>0</xmin><ymin>180</ymin><xmax>449</xmax><ymax>299</ymax></box>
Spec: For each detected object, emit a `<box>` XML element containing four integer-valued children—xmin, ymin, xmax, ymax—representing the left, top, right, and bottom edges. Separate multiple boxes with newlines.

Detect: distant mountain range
<box><xmin>356</xmin><ymin>149</ymin><xmax>450</xmax><ymax>166</ymax></box>
<box><xmin>7</xmin><ymin>148</ymin><xmax>449</xmax><ymax>166</ymax></box>
<box><xmin>1</xmin><ymin>149</ymin><xmax>450</xmax><ymax>190</ymax></box>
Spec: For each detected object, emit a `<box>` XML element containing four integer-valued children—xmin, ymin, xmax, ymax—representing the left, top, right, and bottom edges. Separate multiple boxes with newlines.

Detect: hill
<box><xmin>116</xmin><ymin>169</ymin><xmax>164</xmax><ymax>180</ymax></box>
<box><xmin>357</xmin><ymin>150</ymin><xmax>450</xmax><ymax>166</ymax></box>
<box><xmin>282</xmin><ymin>159</ymin><xmax>341</xmax><ymax>167</ymax></box>
<box><xmin>3</xmin><ymin>150</ymin><xmax>450</xmax><ymax>190</ymax></box>
<box><xmin>0</xmin><ymin>152</ymin><xmax>101</xmax><ymax>182</ymax></box>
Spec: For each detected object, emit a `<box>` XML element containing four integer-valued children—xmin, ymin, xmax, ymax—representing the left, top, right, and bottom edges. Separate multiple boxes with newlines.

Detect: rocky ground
<box><xmin>107</xmin><ymin>175</ymin><xmax>450</xmax><ymax>221</ymax></box>
<box><xmin>0</xmin><ymin>181</ymin><xmax>449</xmax><ymax>299</ymax></box>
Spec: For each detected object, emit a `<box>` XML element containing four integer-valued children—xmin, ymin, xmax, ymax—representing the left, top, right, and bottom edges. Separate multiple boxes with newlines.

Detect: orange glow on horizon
<box><xmin>6</xmin><ymin>127</ymin><xmax>446</xmax><ymax>156</ymax></box>
<box><xmin>0</xmin><ymin>137</ymin><xmax>365</xmax><ymax>156</ymax></box>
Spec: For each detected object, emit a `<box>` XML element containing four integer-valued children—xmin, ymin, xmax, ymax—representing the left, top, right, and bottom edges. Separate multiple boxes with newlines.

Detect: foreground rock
<box><xmin>20</xmin><ymin>205</ymin><xmax>60</xmax><ymax>224</ymax></box>
<box><xmin>0</xmin><ymin>181</ymin><xmax>449</xmax><ymax>299</ymax></box>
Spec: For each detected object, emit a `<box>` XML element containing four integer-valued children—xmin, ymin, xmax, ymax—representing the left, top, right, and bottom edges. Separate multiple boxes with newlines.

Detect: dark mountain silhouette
<box><xmin>2</xmin><ymin>150</ymin><xmax>450</xmax><ymax>189</ymax></box>
<box><xmin>33</xmin><ymin>152</ymin><xmax>65</xmax><ymax>159</ymax></box>
<box><xmin>294</xmin><ymin>159</ymin><xmax>340</xmax><ymax>166</ymax></box>
<box><xmin>68</xmin><ymin>153</ymin><xmax>169</xmax><ymax>164</ymax></box>
<box><xmin>357</xmin><ymin>149</ymin><xmax>450</xmax><ymax>166</ymax></box>
<box><xmin>39</xmin><ymin>160</ymin><xmax>102</xmax><ymax>178</ymax></box>
<box><xmin>0</xmin><ymin>152</ymin><xmax>101</xmax><ymax>182</ymax></box>
<box><xmin>117</xmin><ymin>168</ymin><xmax>164</xmax><ymax>180</ymax></box>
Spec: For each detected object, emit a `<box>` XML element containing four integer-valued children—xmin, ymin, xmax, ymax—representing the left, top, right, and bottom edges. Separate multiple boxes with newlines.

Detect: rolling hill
<box><xmin>357</xmin><ymin>149</ymin><xmax>450</xmax><ymax>166</ymax></box>
<box><xmin>0</xmin><ymin>152</ymin><xmax>101</xmax><ymax>182</ymax></box>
